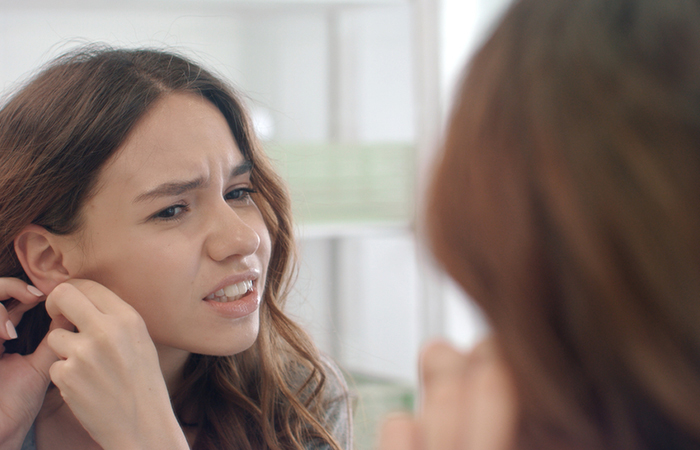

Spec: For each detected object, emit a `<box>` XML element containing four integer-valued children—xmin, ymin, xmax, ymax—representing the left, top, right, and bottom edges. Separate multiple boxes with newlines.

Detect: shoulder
<box><xmin>320</xmin><ymin>354</ymin><xmax>353</xmax><ymax>450</ymax></box>
<box><xmin>318</xmin><ymin>353</ymin><xmax>350</xmax><ymax>404</ymax></box>
<box><xmin>294</xmin><ymin>353</ymin><xmax>353</xmax><ymax>450</ymax></box>
<box><xmin>288</xmin><ymin>352</ymin><xmax>349</xmax><ymax>404</ymax></box>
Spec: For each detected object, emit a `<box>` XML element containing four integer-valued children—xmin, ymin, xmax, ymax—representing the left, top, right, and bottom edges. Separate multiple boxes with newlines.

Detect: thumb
<box><xmin>25</xmin><ymin>316</ymin><xmax>71</xmax><ymax>381</ymax></box>
<box><xmin>417</xmin><ymin>341</ymin><xmax>471</xmax><ymax>450</ymax></box>
<box><xmin>378</xmin><ymin>414</ymin><xmax>421</xmax><ymax>450</ymax></box>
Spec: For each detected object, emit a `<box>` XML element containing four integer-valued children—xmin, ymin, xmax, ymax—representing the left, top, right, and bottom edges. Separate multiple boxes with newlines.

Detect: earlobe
<box><xmin>14</xmin><ymin>224</ymin><xmax>70</xmax><ymax>294</ymax></box>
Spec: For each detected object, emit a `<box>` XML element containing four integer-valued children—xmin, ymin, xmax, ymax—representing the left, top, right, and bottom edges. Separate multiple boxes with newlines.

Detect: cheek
<box><xmin>75</xmin><ymin>235</ymin><xmax>197</xmax><ymax>309</ymax></box>
<box><xmin>250</xmin><ymin>207</ymin><xmax>273</xmax><ymax>263</ymax></box>
<box><xmin>257</xmin><ymin>224</ymin><xmax>273</xmax><ymax>269</ymax></box>
<box><xmin>123</xmin><ymin>242</ymin><xmax>197</xmax><ymax>296</ymax></box>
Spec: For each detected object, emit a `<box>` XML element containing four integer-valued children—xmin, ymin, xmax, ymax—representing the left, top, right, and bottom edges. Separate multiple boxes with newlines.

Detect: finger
<box><xmin>378</xmin><ymin>414</ymin><xmax>421</xmax><ymax>450</ymax></box>
<box><xmin>48</xmin><ymin>357</ymin><xmax>86</xmax><ymax>404</ymax></box>
<box><xmin>462</xmin><ymin>339</ymin><xmax>519</xmax><ymax>450</ymax></box>
<box><xmin>418</xmin><ymin>340</ymin><xmax>471</xmax><ymax>450</ymax></box>
<box><xmin>0</xmin><ymin>296</ymin><xmax>43</xmax><ymax>341</ymax></box>
<box><xmin>7</xmin><ymin>297</ymin><xmax>47</xmax><ymax>328</ymax></box>
<box><xmin>45</xmin><ymin>315</ymin><xmax>80</xmax><ymax>360</ymax></box>
<box><xmin>46</xmin><ymin>327</ymin><xmax>79</xmax><ymax>360</ymax></box>
<box><xmin>62</xmin><ymin>279</ymin><xmax>137</xmax><ymax>316</ymax></box>
<box><xmin>0</xmin><ymin>278</ymin><xmax>44</xmax><ymax>304</ymax></box>
<box><xmin>25</xmin><ymin>318</ymin><xmax>71</xmax><ymax>382</ymax></box>
<box><xmin>419</xmin><ymin>340</ymin><xmax>469</xmax><ymax>405</ymax></box>
<box><xmin>0</xmin><ymin>303</ymin><xmax>16</xmax><ymax>341</ymax></box>
<box><xmin>0</xmin><ymin>279</ymin><xmax>44</xmax><ymax>334</ymax></box>
<box><xmin>45</xmin><ymin>283</ymin><xmax>103</xmax><ymax>332</ymax></box>
<box><xmin>0</xmin><ymin>280</ymin><xmax>45</xmax><ymax>339</ymax></box>
<box><xmin>48</xmin><ymin>359</ymin><xmax>69</xmax><ymax>394</ymax></box>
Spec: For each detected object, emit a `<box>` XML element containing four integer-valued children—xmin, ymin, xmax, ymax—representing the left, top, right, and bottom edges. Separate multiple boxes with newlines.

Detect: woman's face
<box><xmin>62</xmin><ymin>92</ymin><xmax>271</xmax><ymax>364</ymax></box>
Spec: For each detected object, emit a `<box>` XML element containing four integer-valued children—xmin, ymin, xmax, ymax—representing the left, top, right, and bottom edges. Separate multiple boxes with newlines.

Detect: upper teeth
<box><xmin>206</xmin><ymin>280</ymin><xmax>253</xmax><ymax>302</ymax></box>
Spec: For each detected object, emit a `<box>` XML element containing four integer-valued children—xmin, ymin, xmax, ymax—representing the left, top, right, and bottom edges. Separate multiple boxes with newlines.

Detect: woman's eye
<box><xmin>225</xmin><ymin>188</ymin><xmax>257</xmax><ymax>202</ymax></box>
<box><xmin>154</xmin><ymin>204</ymin><xmax>189</xmax><ymax>221</ymax></box>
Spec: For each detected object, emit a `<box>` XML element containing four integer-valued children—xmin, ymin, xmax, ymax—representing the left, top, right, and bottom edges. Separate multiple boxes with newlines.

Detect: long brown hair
<box><xmin>427</xmin><ymin>0</ymin><xmax>700</xmax><ymax>449</ymax></box>
<box><xmin>0</xmin><ymin>47</ymin><xmax>346</xmax><ymax>450</ymax></box>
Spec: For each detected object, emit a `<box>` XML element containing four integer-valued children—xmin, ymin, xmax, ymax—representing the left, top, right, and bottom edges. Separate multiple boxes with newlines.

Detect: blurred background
<box><xmin>0</xmin><ymin>0</ymin><xmax>510</xmax><ymax>447</ymax></box>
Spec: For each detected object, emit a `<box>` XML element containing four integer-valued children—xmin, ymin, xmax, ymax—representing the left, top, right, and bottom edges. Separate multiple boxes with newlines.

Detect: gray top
<box><xmin>20</xmin><ymin>425</ymin><xmax>35</xmax><ymax>450</ymax></box>
<box><xmin>21</xmin><ymin>356</ymin><xmax>352</xmax><ymax>450</ymax></box>
<box><xmin>22</xmin><ymin>424</ymin><xmax>36</xmax><ymax>450</ymax></box>
<box><xmin>304</xmin><ymin>354</ymin><xmax>354</xmax><ymax>450</ymax></box>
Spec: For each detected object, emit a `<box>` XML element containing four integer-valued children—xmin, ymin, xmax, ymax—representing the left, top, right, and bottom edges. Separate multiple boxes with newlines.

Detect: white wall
<box><xmin>440</xmin><ymin>0</ymin><xmax>512</xmax><ymax>109</ymax></box>
<box><xmin>0</xmin><ymin>4</ymin><xmax>414</xmax><ymax>144</ymax></box>
<box><xmin>286</xmin><ymin>227</ymin><xmax>421</xmax><ymax>383</ymax></box>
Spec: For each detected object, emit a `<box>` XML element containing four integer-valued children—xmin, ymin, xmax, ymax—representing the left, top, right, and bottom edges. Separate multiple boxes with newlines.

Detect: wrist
<box><xmin>101</xmin><ymin>408</ymin><xmax>190</xmax><ymax>450</ymax></box>
<box><xmin>0</xmin><ymin>426</ymin><xmax>32</xmax><ymax>450</ymax></box>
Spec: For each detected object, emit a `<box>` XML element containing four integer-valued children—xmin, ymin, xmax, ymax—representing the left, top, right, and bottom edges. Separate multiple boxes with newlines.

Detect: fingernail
<box><xmin>27</xmin><ymin>285</ymin><xmax>43</xmax><ymax>297</ymax></box>
<box><xmin>5</xmin><ymin>320</ymin><xmax>17</xmax><ymax>340</ymax></box>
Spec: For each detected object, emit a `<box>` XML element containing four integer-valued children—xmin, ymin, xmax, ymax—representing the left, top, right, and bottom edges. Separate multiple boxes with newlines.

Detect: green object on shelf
<box><xmin>265</xmin><ymin>142</ymin><xmax>415</xmax><ymax>224</ymax></box>
<box><xmin>345</xmin><ymin>372</ymin><xmax>415</xmax><ymax>450</ymax></box>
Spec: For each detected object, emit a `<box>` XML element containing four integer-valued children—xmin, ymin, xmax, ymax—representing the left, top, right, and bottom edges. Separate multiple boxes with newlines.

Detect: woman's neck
<box><xmin>34</xmin><ymin>348</ymin><xmax>192</xmax><ymax>449</ymax></box>
<box><xmin>154</xmin><ymin>345</ymin><xmax>191</xmax><ymax>393</ymax></box>
<box><xmin>35</xmin><ymin>387</ymin><xmax>101</xmax><ymax>450</ymax></box>
<box><xmin>36</xmin><ymin>369</ymin><xmax>198</xmax><ymax>449</ymax></box>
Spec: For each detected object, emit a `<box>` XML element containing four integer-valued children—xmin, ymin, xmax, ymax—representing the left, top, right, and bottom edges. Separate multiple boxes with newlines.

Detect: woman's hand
<box><xmin>0</xmin><ymin>278</ymin><xmax>66</xmax><ymax>450</ymax></box>
<box><xmin>378</xmin><ymin>338</ymin><xmax>518</xmax><ymax>450</ymax></box>
<box><xmin>44</xmin><ymin>279</ymin><xmax>189</xmax><ymax>450</ymax></box>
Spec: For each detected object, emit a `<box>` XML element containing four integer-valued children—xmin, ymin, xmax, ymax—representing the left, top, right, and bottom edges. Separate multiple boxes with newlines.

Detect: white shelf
<box><xmin>295</xmin><ymin>220</ymin><xmax>412</xmax><ymax>240</ymax></box>
<box><xmin>0</xmin><ymin>0</ymin><xmax>409</xmax><ymax>11</ymax></box>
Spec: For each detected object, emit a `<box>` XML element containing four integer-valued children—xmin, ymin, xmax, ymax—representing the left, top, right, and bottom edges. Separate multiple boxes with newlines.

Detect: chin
<box><xmin>207</xmin><ymin>340</ymin><xmax>258</xmax><ymax>357</ymax></box>
<box><xmin>202</xmin><ymin>327</ymin><xmax>260</xmax><ymax>357</ymax></box>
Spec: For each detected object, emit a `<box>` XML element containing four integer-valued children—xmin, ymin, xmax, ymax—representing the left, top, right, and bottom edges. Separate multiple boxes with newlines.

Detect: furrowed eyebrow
<box><xmin>133</xmin><ymin>178</ymin><xmax>205</xmax><ymax>203</ymax></box>
<box><xmin>231</xmin><ymin>160</ymin><xmax>253</xmax><ymax>178</ymax></box>
<box><xmin>133</xmin><ymin>160</ymin><xmax>253</xmax><ymax>204</ymax></box>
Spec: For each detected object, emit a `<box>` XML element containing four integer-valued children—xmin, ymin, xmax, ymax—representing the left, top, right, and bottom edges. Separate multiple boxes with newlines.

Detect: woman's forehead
<box><xmin>95</xmin><ymin>93</ymin><xmax>244</xmax><ymax>196</ymax></box>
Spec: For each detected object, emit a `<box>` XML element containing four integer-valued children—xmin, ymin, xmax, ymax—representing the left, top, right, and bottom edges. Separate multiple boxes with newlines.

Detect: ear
<box><xmin>14</xmin><ymin>224</ymin><xmax>71</xmax><ymax>294</ymax></box>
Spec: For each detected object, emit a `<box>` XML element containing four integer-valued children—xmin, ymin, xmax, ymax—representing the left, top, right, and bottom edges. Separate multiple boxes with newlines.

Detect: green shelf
<box><xmin>265</xmin><ymin>142</ymin><xmax>415</xmax><ymax>224</ymax></box>
<box><xmin>345</xmin><ymin>372</ymin><xmax>415</xmax><ymax>450</ymax></box>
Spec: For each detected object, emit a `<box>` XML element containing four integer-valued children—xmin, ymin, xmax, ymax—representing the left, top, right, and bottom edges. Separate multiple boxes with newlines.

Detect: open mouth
<box><xmin>204</xmin><ymin>280</ymin><xmax>254</xmax><ymax>303</ymax></box>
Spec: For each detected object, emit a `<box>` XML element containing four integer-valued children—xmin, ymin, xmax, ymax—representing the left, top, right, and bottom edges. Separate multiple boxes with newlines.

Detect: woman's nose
<box><xmin>206</xmin><ymin>203</ymin><xmax>261</xmax><ymax>262</ymax></box>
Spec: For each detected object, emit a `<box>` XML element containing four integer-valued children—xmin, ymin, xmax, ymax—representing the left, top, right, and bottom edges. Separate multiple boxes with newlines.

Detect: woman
<box><xmin>381</xmin><ymin>0</ymin><xmax>700</xmax><ymax>449</ymax></box>
<box><xmin>0</xmin><ymin>47</ymin><xmax>351</xmax><ymax>450</ymax></box>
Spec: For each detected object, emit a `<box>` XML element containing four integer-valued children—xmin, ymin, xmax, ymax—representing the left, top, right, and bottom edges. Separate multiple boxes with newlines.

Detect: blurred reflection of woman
<box><xmin>381</xmin><ymin>0</ymin><xmax>700</xmax><ymax>449</ymax></box>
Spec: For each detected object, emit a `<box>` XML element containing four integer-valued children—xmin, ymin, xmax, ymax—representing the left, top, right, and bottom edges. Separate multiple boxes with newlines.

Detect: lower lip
<box><xmin>203</xmin><ymin>288</ymin><xmax>260</xmax><ymax>319</ymax></box>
